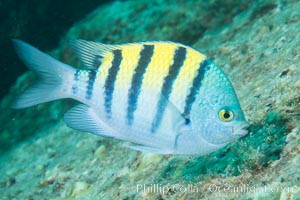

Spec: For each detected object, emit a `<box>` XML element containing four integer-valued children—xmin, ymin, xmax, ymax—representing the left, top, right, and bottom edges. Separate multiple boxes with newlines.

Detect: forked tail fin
<box><xmin>12</xmin><ymin>39</ymin><xmax>75</xmax><ymax>109</ymax></box>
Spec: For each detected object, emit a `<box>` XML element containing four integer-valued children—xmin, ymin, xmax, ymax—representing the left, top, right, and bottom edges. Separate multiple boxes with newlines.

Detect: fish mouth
<box><xmin>232</xmin><ymin>123</ymin><xmax>249</xmax><ymax>137</ymax></box>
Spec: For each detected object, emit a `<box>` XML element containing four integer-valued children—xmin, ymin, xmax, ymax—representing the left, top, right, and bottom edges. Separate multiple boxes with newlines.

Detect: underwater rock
<box><xmin>66</xmin><ymin>181</ymin><xmax>90</xmax><ymax>198</ymax></box>
<box><xmin>94</xmin><ymin>145</ymin><xmax>106</xmax><ymax>158</ymax></box>
<box><xmin>0</xmin><ymin>0</ymin><xmax>299</xmax><ymax>199</ymax></box>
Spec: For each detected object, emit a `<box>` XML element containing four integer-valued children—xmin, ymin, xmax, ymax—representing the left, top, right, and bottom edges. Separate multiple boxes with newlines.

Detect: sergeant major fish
<box><xmin>12</xmin><ymin>39</ymin><xmax>248</xmax><ymax>155</ymax></box>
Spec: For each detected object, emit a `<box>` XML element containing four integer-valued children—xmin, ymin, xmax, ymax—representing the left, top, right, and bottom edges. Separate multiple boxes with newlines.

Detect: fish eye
<box><xmin>218</xmin><ymin>109</ymin><xmax>234</xmax><ymax>122</ymax></box>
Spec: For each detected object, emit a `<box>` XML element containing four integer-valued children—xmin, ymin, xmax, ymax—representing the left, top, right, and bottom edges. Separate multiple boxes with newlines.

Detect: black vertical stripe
<box><xmin>127</xmin><ymin>44</ymin><xmax>154</xmax><ymax>125</ymax></box>
<box><xmin>151</xmin><ymin>46</ymin><xmax>187</xmax><ymax>133</ymax></box>
<box><xmin>174</xmin><ymin>134</ymin><xmax>180</xmax><ymax>149</ymax></box>
<box><xmin>93</xmin><ymin>55</ymin><xmax>102</xmax><ymax>68</ymax></box>
<box><xmin>72</xmin><ymin>69</ymin><xmax>81</xmax><ymax>94</ymax></box>
<box><xmin>104</xmin><ymin>49</ymin><xmax>123</xmax><ymax>118</ymax></box>
<box><xmin>86</xmin><ymin>69</ymin><xmax>97</xmax><ymax>99</ymax></box>
<box><xmin>85</xmin><ymin>69</ymin><xmax>97</xmax><ymax>100</ymax></box>
<box><xmin>182</xmin><ymin>59</ymin><xmax>212</xmax><ymax>120</ymax></box>
<box><xmin>74</xmin><ymin>69</ymin><xmax>80</xmax><ymax>81</ymax></box>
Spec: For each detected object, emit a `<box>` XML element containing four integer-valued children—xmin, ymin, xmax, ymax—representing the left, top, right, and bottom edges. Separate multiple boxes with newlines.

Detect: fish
<box><xmin>12</xmin><ymin>39</ymin><xmax>248</xmax><ymax>155</ymax></box>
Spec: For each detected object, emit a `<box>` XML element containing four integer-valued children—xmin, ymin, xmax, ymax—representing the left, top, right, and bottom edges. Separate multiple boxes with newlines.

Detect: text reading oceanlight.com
<box><xmin>136</xmin><ymin>184</ymin><xmax>296</xmax><ymax>195</ymax></box>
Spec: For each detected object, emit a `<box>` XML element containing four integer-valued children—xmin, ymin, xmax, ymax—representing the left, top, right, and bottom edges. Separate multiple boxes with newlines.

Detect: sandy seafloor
<box><xmin>0</xmin><ymin>0</ymin><xmax>299</xmax><ymax>199</ymax></box>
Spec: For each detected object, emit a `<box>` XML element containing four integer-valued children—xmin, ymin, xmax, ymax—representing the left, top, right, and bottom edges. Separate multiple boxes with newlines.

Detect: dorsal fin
<box><xmin>69</xmin><ymin>39</ymin><xmax>115</xmax><ymax>69</ymax></box>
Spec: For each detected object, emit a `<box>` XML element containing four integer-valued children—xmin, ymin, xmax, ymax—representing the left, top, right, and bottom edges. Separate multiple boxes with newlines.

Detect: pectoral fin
<box><xmin>151</xmin><ymin>93</ymin><xmax>187</xmax><ymax>133</ymax></box>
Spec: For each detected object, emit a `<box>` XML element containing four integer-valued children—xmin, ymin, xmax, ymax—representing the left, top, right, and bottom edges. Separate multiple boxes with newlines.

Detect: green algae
<box><xmin>161</xmin><ymin>111</ymin><xmax>288</xmax><ymax>182</ymax></box>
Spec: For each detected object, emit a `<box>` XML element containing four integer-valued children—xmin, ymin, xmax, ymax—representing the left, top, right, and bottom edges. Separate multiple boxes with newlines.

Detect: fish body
<box><xmin>12</xmin><ymin>40</ymin><xmax>248</xmax><ymax>155</ymax></box>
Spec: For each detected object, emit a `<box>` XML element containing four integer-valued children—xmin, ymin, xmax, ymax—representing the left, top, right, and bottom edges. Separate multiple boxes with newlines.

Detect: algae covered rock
<box><xmin>0</xmin><ymin>0</ymin><xmax>299</xmax><ymax>199</ymax></box>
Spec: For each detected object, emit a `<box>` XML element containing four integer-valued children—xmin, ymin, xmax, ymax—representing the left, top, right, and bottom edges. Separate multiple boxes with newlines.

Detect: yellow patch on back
<box><xmin>115</xmin><ymin>44</ymin><xmax>143</xmax><ymax>88</ymax></box>
<box><xmin>142</xmin><ymin>43</ymin><xmax>177</xmax><ymax>89</ymax></box>
<box><xmin>97</xmin><ymin>52</ymin><xmax>114</xmax><ymax>85</ymax></box>
<box><xmin>170</xmin><ymin>47</ymin><xmax>206</xmax><ymax>111</ymax></box>
<box><xmin>96</xmin><ymin>41</ymin><xmax>206</xmax><ymax>113</ymax></box>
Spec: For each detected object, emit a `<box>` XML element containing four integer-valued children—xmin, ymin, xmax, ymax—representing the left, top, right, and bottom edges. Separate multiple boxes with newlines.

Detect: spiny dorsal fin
<box><xmin>69</xmin><ymin>39</ymin><xmax>115</xmax><ymax>69</ymax></box>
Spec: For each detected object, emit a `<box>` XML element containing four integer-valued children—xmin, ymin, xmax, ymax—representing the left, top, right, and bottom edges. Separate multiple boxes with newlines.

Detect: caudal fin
<box><xmin>12</xmin><ymin>39</ymin><xmax>75</xmax><ymax>109</ymax></box>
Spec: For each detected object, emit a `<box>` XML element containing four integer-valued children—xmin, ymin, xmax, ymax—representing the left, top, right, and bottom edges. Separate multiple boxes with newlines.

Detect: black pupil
<box><xmin>223</xmin><ymin>111</ymin><xmax>231</xmax><ymax>119</ymax></box>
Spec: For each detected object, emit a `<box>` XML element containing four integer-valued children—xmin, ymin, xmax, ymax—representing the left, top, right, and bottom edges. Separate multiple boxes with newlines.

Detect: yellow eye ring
<box><xmin>219</xmin><ymin>109</ymin><xmax>234</xmax><ymax>122</ymax></box>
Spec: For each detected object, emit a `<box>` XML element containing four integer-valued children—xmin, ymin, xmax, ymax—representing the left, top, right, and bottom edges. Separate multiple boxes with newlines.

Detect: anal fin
<box><xmin>128</xmin><ymin>145</ymin><xmax>172</xmax><ymax>154</ymax></box>
<box><xmin>64</xmin><ymin>104</ymin><xmax>114</xmax><ymax>138</ymax></box>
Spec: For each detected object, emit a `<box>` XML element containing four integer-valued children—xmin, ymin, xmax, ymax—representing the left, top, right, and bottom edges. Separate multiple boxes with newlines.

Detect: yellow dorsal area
<box><xmin>97</xmin><ymin>51</ymin><xmax>114</xmax><ymax>86</ymax></box>
<box><xmin>102</xmin><ymin>41</ymin><xmax>178</xmax><ymax>89</ymax></box>
<box><xmin>114</xmin><ymin>44</ymin><xmax>143</xmax><ymax>89</ymax></box>
<box><xmin>141</xmin><ymin>42</ymin><xmax>177</xmax><ymax>89</ymax></box>
<box><xmin>170</xmin><ymin>47</ymin><xmax>206</xmax><ymax>111</ymax></box>
<box><xmin>97</xmin><ymin>41</ymin><xmax>207</xmax><ymax>102</ymax></box>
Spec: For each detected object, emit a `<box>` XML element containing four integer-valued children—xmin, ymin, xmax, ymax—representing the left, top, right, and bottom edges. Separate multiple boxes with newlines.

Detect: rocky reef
<box><xmin>0</xmin><ymin>0</ymin><xmax>299</xmax><ymax>199</ymax></box>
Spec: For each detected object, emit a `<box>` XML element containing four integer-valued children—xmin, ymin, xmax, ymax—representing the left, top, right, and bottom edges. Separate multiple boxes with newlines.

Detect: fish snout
<box><xmin>232</xmin><ymin>123</ymin><xmax>249</xmax><ymax>137</ymax></box>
